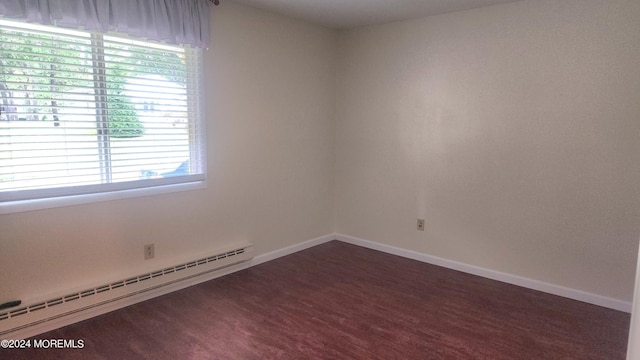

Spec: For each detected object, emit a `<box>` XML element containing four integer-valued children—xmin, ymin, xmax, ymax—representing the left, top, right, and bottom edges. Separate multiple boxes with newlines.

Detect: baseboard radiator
<box><xmin>0</xmin><ymin>243</ymin><xmax>254</xmax><ymax>337</ymax></box>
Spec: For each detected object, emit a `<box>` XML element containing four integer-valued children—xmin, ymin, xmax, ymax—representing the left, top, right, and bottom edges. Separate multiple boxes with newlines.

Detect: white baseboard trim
<box><xmin>9</xmin><ymin>232</ymin><xmax>629</xmax><ymax>340</ymax></box>
<box><xmin>335</xmin><ymin>233</ymin><xmax>632</xmax><ymax>313</ymax></box>
<box><xmin>7</xmin><ymin>233</ymin><xmax>336</xmax><ymax>340</ymax></box>
<box><xmin>251</xmin><ymin>233</ymin><xmax>335</xmax><ymax>266</ymax></box>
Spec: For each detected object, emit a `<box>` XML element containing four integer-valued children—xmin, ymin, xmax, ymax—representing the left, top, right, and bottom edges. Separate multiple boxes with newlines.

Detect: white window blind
<box><xmin>0</xmin><ymin>20</ymin><xmax>205</xmax><ymax>203</ymax></box>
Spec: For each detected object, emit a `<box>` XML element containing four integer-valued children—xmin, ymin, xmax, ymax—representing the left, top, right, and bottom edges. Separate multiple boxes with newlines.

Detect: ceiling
<box><xmin>228</xmin><ymin>0</ymin><xmax>523</xmax><ymax>29</ymax></box>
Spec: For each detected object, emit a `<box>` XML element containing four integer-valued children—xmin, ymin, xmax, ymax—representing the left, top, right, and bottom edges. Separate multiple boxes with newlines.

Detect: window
<box><xmin>0</xmin><ymin>20</ymin><xmax>205</xmax><ymax>209</ymax></box>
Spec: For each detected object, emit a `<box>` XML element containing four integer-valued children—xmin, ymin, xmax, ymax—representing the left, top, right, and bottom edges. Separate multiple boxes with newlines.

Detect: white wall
<box><xmin>2</xmin><ymin>0</ymin><xmax>639</xmax><ymax>313</ymax></box>
<box><xmin>334</xmin><ymin>0</ymin><xmax>640</xmax><ymax>301</ymax></box>
<box><xmin>0</xmin><ymin>3</ymin><xmax>337</xmax><ymax>305</ymax></box>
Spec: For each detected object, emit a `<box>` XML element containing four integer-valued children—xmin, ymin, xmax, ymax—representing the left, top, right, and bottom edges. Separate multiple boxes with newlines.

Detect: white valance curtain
<box><xmin>0</xmin><ymin>0</ymin><xmax>212</xmax><ymax>47</ymax></box>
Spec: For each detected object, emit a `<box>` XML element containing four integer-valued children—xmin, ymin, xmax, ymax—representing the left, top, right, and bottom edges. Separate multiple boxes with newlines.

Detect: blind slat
<box><xmin>1</xmin><ymin>21</ymin><xmax>204</xmax><ymax>202</ymax></box>
<box><xmin>5</xmin><ymin>154</ymin><xmax>190</xmax><ymax>168</ymax></box>
<box><xmin>5</xmin><ymin>158</ymin><xmax>190</xmax><ymax>176</ymax></box>
<box><xmin>3</xmin><ymin>174</ymin><xmax>205</xmax><ymax>198</ymax></box>
<box><xmin>1</xmin><ymin>64</ymin><xmax>191</xmax><ymax>83</ymax></box>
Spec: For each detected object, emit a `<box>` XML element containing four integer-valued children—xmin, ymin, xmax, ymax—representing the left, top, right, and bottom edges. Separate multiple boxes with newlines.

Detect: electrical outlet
<box><xmin>144</xmin><ymin>244</ymin><xmax>155</xmax><ymax>260</ymax></box>
<box><xmin>417</xmin><ymin>218</ymin><xmax>425</xmax><ymax>231</ymax></box>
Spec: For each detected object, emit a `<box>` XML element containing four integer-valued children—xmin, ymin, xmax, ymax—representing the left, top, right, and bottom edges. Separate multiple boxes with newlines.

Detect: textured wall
<box><xmin>334</xmin><ymin>0</ymin><xmax>640</xmax><ymax>301</ymax></box>
<box><xmin>0</xmin><ymin>3</ymin><xmax>337</xmax><ymax>305</ymax></box>
<box><xmin>2</xmin><ymin>0</ymin><xmax>638</xmax><ymax>311</ymax></box>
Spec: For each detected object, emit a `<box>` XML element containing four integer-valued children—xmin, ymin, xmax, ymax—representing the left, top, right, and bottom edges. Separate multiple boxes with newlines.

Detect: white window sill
<box><xmin>0</xmin><ymin>181</ymin><xmax>206</xmax><ymax>215</ymax></box>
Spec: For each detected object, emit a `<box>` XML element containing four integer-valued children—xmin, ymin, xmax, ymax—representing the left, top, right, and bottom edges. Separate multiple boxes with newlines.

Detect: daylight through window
<box><xmin>0</xmin><ymin>20</ymin><xmax>205</xmax><ymax>203</ymax></box>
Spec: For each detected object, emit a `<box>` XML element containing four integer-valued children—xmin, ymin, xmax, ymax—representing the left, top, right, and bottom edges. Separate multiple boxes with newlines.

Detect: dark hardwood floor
<box><xmin>2</xmin><ymin>241</ymin><xmax>630</xmax><ymax>359</ymax></box>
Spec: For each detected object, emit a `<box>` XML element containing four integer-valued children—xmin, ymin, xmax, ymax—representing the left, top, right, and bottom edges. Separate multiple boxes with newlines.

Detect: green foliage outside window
<box><xmin>1</xmin><ymin>27</ymin><xmax>188</xmax><ymax>138</ymax></box>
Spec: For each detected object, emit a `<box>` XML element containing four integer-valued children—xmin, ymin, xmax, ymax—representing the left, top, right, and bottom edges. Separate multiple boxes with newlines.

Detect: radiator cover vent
<box><xmin>0</xmin><ymin>244</ymin><xmax>253</xmax><ymax>336</ymax></box>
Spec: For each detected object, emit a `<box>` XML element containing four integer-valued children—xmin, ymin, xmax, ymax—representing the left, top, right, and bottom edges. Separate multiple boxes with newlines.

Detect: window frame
<box><xmin>0</xmin><ymin>20</ymin><xmax>207</xmax><ymax>214</ymax></box>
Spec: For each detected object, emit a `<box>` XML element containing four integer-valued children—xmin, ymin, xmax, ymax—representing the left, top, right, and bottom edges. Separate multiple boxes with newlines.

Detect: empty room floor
<box><xmin>3</xmin><ymin>241</ymin><xmax>630</xmax><ymax>359</ymax></box>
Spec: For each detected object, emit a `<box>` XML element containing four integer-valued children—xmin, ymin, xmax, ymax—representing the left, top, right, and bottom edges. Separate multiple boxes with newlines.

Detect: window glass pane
<box><xmin>102</xmin><ymin>37</ymin><xmax>193</xmax><ymax>183</ymax></box>
<box><xmin>0</xmin><ymin>20</ymin><xmax>204</xmax><ymax>203</ymax></box>
<box><xmin>0</xmin><ymin>22</ymin><xmax>101</xmax><ymax>192</ymax></box>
